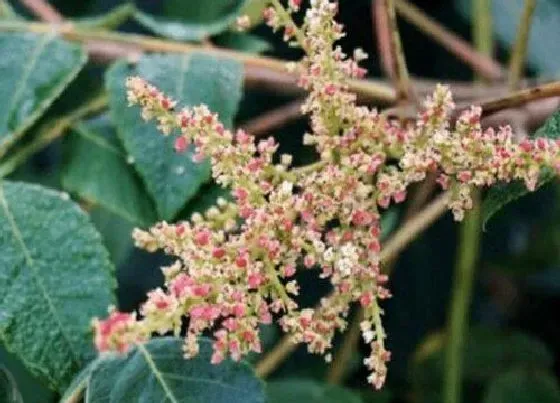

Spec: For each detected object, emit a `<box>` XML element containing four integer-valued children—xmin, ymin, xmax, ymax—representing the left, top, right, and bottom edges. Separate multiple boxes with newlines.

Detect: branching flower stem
<box><xmin>0</xmin><ymin>93</ymin><xmax>108</xmax><ymax>177</ymax></box>
<box><xmin>256</xmin><ymin>192</ymin><xmax>451</xmax><ymax>378</ymax></box>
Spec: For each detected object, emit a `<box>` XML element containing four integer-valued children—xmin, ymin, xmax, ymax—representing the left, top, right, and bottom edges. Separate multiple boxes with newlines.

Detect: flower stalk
<box><xmin>91</xmin><ymin>0</ymin><xmax>560</xmax><ymax>390</ymax></box>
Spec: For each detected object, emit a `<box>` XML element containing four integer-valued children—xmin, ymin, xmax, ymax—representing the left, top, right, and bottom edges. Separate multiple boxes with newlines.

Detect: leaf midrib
<box><xmin>74</xmin><ymin>124</ymin><xmax>125</xmax><ymax>157</ymax></box>
<box><xmin>0</xmin><ymin>34</ymin><xmax>52</xmax><ymax>145</ymax></box>
<box><xmin>0</xmin><ymin>183</ymin><xmax>81</xmax><ymax>368</ymax></box>
<box><xmin>137</xmin><ymin>344</ymin><xmax>180</xmax><ymax>403</ymax></box>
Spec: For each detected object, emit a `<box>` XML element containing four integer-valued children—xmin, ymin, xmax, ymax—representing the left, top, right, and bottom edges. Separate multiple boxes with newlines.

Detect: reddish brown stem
<box><xmin>241</xmin><ymin>100</ymin><xmax>303</xmax><ymax>138</ymax></box>
<box><xmin>374</xmin><ymin>0</ymin><xmax>395</xmax><ymax>80</ymax></box>
<box><xmin>394</xmin><ymin>0</ymin><xmax>504</xmax><ymax>81</ymax></box>
<box><xmin>20</xmin><ymin>0</ymin><xmax>63</xmax><ymax>23</ymax></box>
<box><xmin>480</xmin><ymin>81</ymin><xmax>560</xmax><ymax>116</ymax></box>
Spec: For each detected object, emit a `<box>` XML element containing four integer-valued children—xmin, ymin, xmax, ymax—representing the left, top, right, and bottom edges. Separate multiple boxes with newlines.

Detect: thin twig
<box><xmin>0</xmin><ymin>20</ymin><xmax>397</xmax><ymax>104</ymax></box>
<box><xmin>20</xmin><ymin>0</ymin><xmax>63</xmax><ymax>23</ymax></box>
<box><xmin>0</xmin><ymin>20</ymin><xmax>546</xmax><ymax>106</ymax></box>
<box><xmin>394</xmin><ymin>0</ymin><xmax>504</xmax><ymax>81</ymax></box>
<box><xmin>373</xmin><ymin>0</ymin><xmax>395</xmax><ymax>80</ymax></box>
<box><xmin>508</xmin><ymin>0</ymin><xmax>537</xmax><ymax>90</ymax></box>
<box><xmin>241</xmin><ymin>99</ymin><xmax>303</xmax><ymax>138</ymax></box>
<box><xmin>386</xmin><ymin>0</ymin><xmax>411</xmax><ymax>101</ymax></box>
<box><xmin>480</xmin><ymin>81</ymin><xmax>560</xmax><ymax>116</ymax></box>
<box><xmin>386</xmin><ymin>80</ymin><xmax>560</xmax><ymax>125</ymax></box>
<box><xmin>255</xmin><ymin>192</ymin><xmax>451</xmax><ymax>378</ymax></box>
<box><xmin>0</xmin><ymin>93</ymin><xmax>108</xmax><ymax>177</ymax></box>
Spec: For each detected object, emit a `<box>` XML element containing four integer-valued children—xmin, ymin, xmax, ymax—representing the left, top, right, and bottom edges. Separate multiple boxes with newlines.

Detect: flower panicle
<box><xmin>94</xmin><ymin>0</ymin><xmax>560</xmax><ymax>390</ymax></box>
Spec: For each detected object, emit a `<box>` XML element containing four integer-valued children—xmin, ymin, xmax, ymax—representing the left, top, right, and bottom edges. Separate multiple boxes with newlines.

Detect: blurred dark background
<box><xmin>1</xmin><ymin>1</ymin><xmax>560</xmax><ymax>402</ymax></box>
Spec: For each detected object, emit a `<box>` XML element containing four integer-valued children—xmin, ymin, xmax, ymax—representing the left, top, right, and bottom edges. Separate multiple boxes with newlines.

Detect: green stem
<box><xmin>0</xmin><ymin>0</ymin><xmax>17</xmax><ymax>18</ymax></box>
<box><xmin>472</xmin><ymin>0</ymin><xmax>493</xmax><ymax>82</ymax></box>
<box><xmin>270</xmin><ymin>0</ymin><xmax>308</xmax><ymax>51</ymax></box>
<box><xmin>508</xmin><ymin>0</ymin><xmax>537</xmax><ymax>90</ymax></box>
<box><xmin>443</xmin><ymin>189</ymin><xmax>481</xmax><ymax>403</ymax></box>
<box><xmin>0</xmin><ymin>93</ymin><xmax>108</xmax><ymax>177</ymax></box>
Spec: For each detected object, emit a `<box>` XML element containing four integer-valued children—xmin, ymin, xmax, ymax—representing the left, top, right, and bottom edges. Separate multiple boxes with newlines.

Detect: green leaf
<box><xmin>106</xmin><ymin>53</ymin><xmax>243</xmax><ymax>220</ymax></box>
<box><xmin>482</xmin><ymin>109</ymin><xmax>560</xmax><ymax>228</ymax></box>
<box><xmin>483</xmin><ymin>368</ymin><xmax>560</xmax><ymax>403</ymax></box>
<box><xmin>380</xmin><ymin>208</ymin><xmax>399</xmax><ymax>240</ymax></box>
<box><xmin>61</xmin><ymin>115</ymin><xmax>156</xmax><ymax>226</ymax></box>
<box><xmin>0</xmin><ymin>346</ymin><xmax>55</xmax><ymax>403</ymax></box>
<box><xmin>0</xmin><ymin>365</ymin><xmax>23</xmax><ymax>403</ymax></box>
<box><xmin>411</xmin><ymin>327</ymin><xmax>554</xmax><ymax>402</ymax></box>
<box><xmin>481</xmin><ymin>169</ymin><xmax>554</xmax><ymax>230</ymax></box>
<box><xmin>0</xmin><ymin>1</ymin><xmax>20</xmax><ymax>20</ymax></box>
<box><xmin>0</xmin><ymin>33</ymin><xmax>86</xmax><ymax>157</ymax></box>
<box><xmin>85</xmin><ymin>337</ymin><xmax>265</xmax><ymax>403</ymax></box>
<box><xmin>149</xmin><ymin>0</ymin><xmax>247</xmax><ymax>42</ymax></box>
<box><xmin>213</xmin><ymin>32</ymin><xmax>272</xmax><ymax>54</ymax></box>
<box><xmin>177</xmin><ymin>182</ymin><xmax>231</xmax><ymax>220</ymax></box>
<box><xmin>267</xmin><ymin>380</ymin><xmax>363</xmax><ymax>403</ymax></box>
<box><xmin>89</xmin><ymin>207</ymin><xmax>136</xmax><ymax>267</ymax></box>
<box><xmin>73</xmin><ymin>3</ymin><xmax>135</xmax><ymax>31</ymax></box>
<box><xmin>358</xmin><ymin>389</ymin><xmax>393</xmax><ymax>403</ymax></box>
<box><xmin>0</xmin><ymin>181</ymin><xmax>116</xmax><ymax>391</ymax></box>
<box><xmin>135</xmin><ymin>0</ymin><xmax>247</xmax><ymax>43</ymax></box>
<box><xmin>60</xmin><ymin>360</ymin><xmax>98</xmax><ymax>403</ymax></box>
<box><xmin>236</xmin><ymin>0</ymin><xmax>268</xmax><ymax>28</ymax></box>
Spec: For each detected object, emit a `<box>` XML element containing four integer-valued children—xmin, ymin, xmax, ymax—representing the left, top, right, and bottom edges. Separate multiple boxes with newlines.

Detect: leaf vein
<box><xmin>0</xmin><ymin>34</ymin><xmax>53</xmax><ymax>147</ymax></box>
<box><xmin>0</xmin><ymin>182</ymin><xmax>81</xmax><ymax>367</ymax></box>
<box><xmin>137</xmin><ymin>343</ymin><xmax>180</xmax><ymax>403</ymax></box>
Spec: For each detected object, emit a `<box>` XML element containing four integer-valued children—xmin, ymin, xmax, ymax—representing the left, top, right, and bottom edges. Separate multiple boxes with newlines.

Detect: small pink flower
<box><xmin>174</xmin><ymin>136</ymin><xmax>188</xmax><ymax>153</ymax></box>
<box><xmin>212</xmin><ymin>247</ymin><xmax>226</xmax><ymax>259</ymax></box>
<box><xmin>194</xmin><ymin>229</ymin><xmax>211</xmax><ymax>246</ymax></box>
<box><xmin>393</xmin><ymin>190</ymin><xmax>406</xmax><ymax>203</ymax></box>
<box><xmin>232</xmin><ymin>304</ymin><xmax>246</xmax><ymax>317</ymax></box>
<box><xmin>170</xmin><ymin>274</ymin><xmax>194</xmax><ymax>298</ymax></box>
<box><xmin>248</xmin><ymin>273</ymin><xmax>264</xmax><ymax>289</ymax></box>
<box><xmin>360</xmin><ymin>292</ymin><xmax>373</xmax><ymax>307</ymax></box>
<box><xmin>235</xmin><ymin>256</ymin><xmax>248</xmax><ymax>269</ymax></box>
<box><xmin>283</xmin><ymin>264</ymin><xmax>296</xmax><ymax>277</ymax></box>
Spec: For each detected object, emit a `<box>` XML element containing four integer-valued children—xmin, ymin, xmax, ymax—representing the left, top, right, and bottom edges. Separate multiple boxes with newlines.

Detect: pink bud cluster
<box><xmin>93</xmin><ymin>0</ymin><xmax>560</xmax><ymax>390</ymax></box>
<box><xmin>400</xmin><ymin>85</ymin><xmax>560</xmax><ymax>220</ymax></box>
<box><xmin>92</xmin><ymin>307</ymin><xmax>145</xmax><ymax>353</ymax></box>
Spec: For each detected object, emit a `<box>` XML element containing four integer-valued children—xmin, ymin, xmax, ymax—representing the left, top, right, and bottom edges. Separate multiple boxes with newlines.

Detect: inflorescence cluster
<box><xmin>93</xmin><ymin>0</ymin><xmax>560</xmax><ymax>389</ymax></box>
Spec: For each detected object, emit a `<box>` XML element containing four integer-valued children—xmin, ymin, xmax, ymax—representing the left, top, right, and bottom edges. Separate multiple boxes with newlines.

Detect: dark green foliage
<box><xmin>62</xmin><ymin>337</ymin><xmax>265</xmax><ymax>403</ymax></box>
<box><xmin>106</xmin><ymin>53</ymin><xmax>243</xmax><ymax>220</ymax></box>
<box><xmin>0</xmin><ymin>33</ymin><xmax>86</xmax><ymax>155</ymax></box>
<box><xmin>0</xmin><ymin>181</ymin><xmax>115</xmax><ymax>391</ymax></box>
